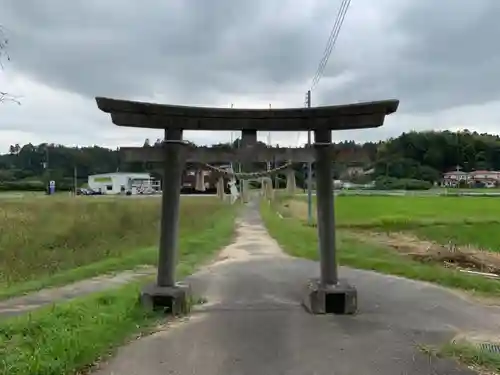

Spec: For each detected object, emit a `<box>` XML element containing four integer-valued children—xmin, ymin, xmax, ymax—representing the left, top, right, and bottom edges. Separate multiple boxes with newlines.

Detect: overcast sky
<box><xmin>1</xmin><ymin>0</ymin><xmax>500</xmax><ymax>153</ymax></box>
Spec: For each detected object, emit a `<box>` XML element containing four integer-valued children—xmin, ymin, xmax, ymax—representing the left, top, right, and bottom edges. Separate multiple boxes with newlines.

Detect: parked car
<box><xmin>76</xmin><ymin>188</ymin><xmax>92</xmax><ymax>195</ymax></box>
<box><xmin>76</xmin><ymin>188</ymin><xmax>102</xmax><ymax>195</ymax></box>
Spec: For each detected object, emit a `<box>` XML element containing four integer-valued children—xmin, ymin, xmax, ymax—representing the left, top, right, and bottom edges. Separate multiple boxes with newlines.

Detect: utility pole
<box><xmin>230</xmin><ymin>104</ymin><xmax>238</xmax><ymax>175</ymax></box>
<box><xmin>45</xmin><ymin>145</ymin><xmax>50</xmax><ymax>195</ymax></box>
<box><xmin>306</xmin><ymin>90</ymin><xmax>313</xmax><ymax>225</ymax></box>
<box><xmin>74</xmin><ymin>166</ymin><xmax>78</xmax><ymax>195</ymax></box>
<box><xmin>268</xmin><ymin>105</ymin><xmax>272</xmax><ymax>172</ymax></box>
<box><xmin>230</xmin><ymin>128</ymin><xmax>234</xmax><ymax>174</ymax></box>
<box><xmin>231</xmin><ymin>104</ymin><xmax>243</xmax><ymax>174</ymax></box>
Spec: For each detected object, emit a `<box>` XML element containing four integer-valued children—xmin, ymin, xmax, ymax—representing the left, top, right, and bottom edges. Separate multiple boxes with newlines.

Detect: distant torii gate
<box><xmin>96</xmin><ymin>97</ymin><xmax>399</xmax><ymax>315</ymax></box>
<box><xmin>120</xmin><ymin>143</ymin><xmax>309</xmax><ymax>199</ymax></box>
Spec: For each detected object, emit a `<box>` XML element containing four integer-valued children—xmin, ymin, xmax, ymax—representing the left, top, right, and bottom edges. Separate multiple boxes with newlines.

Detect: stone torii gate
<box><xmin>120</xmin><ymin>144</ymin><xmax>306</xmax><ymax>199</ymax></box>
<box><xmin>96</xmin><ymin>97</ymin><xmax>399</xmax><ymax>315</ymax></box>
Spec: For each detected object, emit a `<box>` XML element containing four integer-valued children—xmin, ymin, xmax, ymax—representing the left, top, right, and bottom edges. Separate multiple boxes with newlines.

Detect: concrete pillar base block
<box><xmin>302</xmin><ymin>278</ymin><xmax>357</xmax><ymax>315</ymax></box>
<box><xmin>140</xmin><ymin>282</ymin><xmax>192</xmax><ymax>315</ymax></box>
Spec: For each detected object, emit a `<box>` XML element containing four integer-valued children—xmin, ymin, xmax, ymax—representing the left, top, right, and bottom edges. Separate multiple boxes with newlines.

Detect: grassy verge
<box><xmin>437</xmin><ymin>341</ymin><xmax>500</xmax><ymax>374</ymax></box>
<box><xmin>1</xmin><ymin>281</ymin><xmax>158</xmax><ymax>375</ymax></box>
<box><xmin>0</xmin><ymin>248</ymin><xmax>157</xmax><ymax>301</ymax></box>
<box><xmin>261</xmin><ymin>201</ymin><xmax>500</xmax><ymax>296</ymax></box>
<box><xmin>1</xmin><ymin>197</ymin><xmax>232</xmax><ymax>300</ymax></box>
<box><xmin>0</xmin><ymin>204</ymin><xmax>237</xmax><ymax>375</ymax></box>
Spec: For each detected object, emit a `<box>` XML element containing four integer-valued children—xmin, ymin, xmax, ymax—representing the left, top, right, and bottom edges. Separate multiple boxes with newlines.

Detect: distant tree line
<box><xmin>0</xmin><ymin>144</ymin><xmax>120</xmax><ymax>191</ymax></box>
<box><xmin>1</xmin><ymin>130</ymin><xmax>500</xmax><ymax>191</ymax></box>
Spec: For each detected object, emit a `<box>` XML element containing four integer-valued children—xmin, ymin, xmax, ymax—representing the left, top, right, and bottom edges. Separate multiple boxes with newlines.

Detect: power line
<box><xmin>310</xmin><ymin>0</ymin><xmax>350</xmax><ymax>90</ymax></box>
<box><xmin>304</xmin><ymin>0</ymin><xmax>351</xmax><ymax>223</ymax></box>
<box><xmin>310</xmin><ymin>0</ymin><xmax>351</xmax><ymax>91</ymax></box>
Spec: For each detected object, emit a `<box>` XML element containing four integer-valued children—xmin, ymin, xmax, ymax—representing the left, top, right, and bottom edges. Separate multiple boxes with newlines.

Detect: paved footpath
<box><xmin>91</xmin><ymin>199</ymin><xmax>500</xmax><ymax>375</ymax></box>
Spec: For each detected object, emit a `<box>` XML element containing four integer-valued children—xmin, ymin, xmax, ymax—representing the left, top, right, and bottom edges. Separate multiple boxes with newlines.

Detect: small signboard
<box><xmin>48</xmin><ymin>180</ymin><xmax>56</xmax><ymax>195</ymax></box>
<box><xmin>94</xmin><ymin>177</ymin><xmax>112</xmax><ymax>183</ymax></box>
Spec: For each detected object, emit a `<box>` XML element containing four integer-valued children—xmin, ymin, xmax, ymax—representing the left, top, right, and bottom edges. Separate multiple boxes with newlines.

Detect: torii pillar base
<box><xmin>140</xmin><ymin>282</ymin><xmax>192</xmax><ymax>316</ymax></box>
<box><xmin>302</xmin><ymin>278</ymin><xmax>357</xmax><ymax>315</ymax></box>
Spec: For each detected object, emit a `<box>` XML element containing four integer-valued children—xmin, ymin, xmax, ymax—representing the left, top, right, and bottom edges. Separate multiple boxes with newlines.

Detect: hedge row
<box><xmin>0</xmin><ymin>181</ymin><xmax>75</xmax><ymax>192</ymax></box>
<box><xmin>374</xmin><ymin>176</ymin><xmax>432</xmax><ymax>190</ymax></box>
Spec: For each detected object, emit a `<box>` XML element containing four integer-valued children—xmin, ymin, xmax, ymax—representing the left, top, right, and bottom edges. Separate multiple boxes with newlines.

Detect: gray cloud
<box><xmin>319</xmin><ymin>0</ymin><xmax>500</xmax><ymax>113</ymax></box>
<box><xmin>2</xmin><ymin>0</ymin><xmax>333</xmax><ymax>104</ymax></box>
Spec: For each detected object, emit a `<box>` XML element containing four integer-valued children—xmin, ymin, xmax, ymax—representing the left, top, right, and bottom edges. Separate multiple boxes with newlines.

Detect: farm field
<box><xmin>0</xmin><ymin>195</ymin><xmax>235</xmax><ymax>299</ymax></box>
<box><xmin>263</xmin><ymin>195</ymin><xmax>500</xmax><ymax>296</ymax></box>
<box><xmin>290</xmin><ymin>195</ymin><xmax>500</xmax><ymax>249</ymax></box>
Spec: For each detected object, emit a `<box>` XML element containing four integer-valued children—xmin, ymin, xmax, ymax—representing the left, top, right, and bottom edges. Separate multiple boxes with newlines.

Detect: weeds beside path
<box><xmin>261</xmin><ymin>200</ymin><xmax>500</xmax><ymax>298</ymax></box>
<box><xmin>0</xmin><ymin>197</ymin><xmax>232</xmax><ymax>300</ymax></box>
<box><xmin>0</xmin><ymin>201</ymin><xmax>237</xmax><ymax>375</ymax></box>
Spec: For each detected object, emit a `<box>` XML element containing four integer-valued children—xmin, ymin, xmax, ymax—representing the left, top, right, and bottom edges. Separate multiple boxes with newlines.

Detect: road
<box><xmin>3</xmin><ymin>189</ymin><xmax>500</xmax><ymax>200</ymax></box>
<box><xmin>93</xmin><ymin>200</ymin><xmax>499</xmax><ymax>374</ymax></box>
<box><xmin>0</xmin><ymin>192</ymin><xmax>217</xmax><ymax>199</ymax></box>
<box><xmin>296</xmin><ymin>189</ymin><xmax>500</xmax><ymax>197</ymax></box>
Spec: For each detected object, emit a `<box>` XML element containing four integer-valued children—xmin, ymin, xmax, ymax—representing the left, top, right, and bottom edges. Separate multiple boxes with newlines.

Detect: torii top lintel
<box><xmin>95</xmin><ymin>97</ymin><xmax>399</xmax><ymax>132</ymax></box>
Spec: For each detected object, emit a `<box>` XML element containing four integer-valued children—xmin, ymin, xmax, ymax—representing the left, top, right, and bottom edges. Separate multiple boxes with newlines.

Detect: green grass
<box><xmin>296</xmin><ymin>195</ymin><xmax>500</xmax><ymax>225</ymax></box>
<box><xmin>437</xmin><ymin>341</ymin><xmax>500</xmax><ymax>373</ymax></box>
<box><xmin>0</xmin><ymin>202</ymin><xmax>237</xmax><ymax>375</ymax></box>
<box><xmin>289</xmin><ymin>195</ymin><xmax>500</xmax><ymax>251</ymax></box>
<box><xmin>0</xmin><ymin>203</ymin><xmax>236</xmax><ymax>300</ymax></box>
<box><xmin>0</xmin><ymin>196</ymin><xmax>232</xmax><ymax>298</ymax></box>
<box><xmin>0</xmin><ymin>191</ymin><xmax>46</xmax><ymax>197</ymax></box>
<box><xmin>434</xmin><ymin>187</ymin><xmax>500</xmax><ymax>192</ymax></box>
<box><xmin>0</xmin><ymin>281</ymin><xmax>157</xmax><ymax>375</ymax></box>
<box><xmin>265</xmin><ymin>195</ymin><xmax>500</xmax><ymax>370</ymax></box>
<box><xmin>261</xmin><ymin>201</ymin><xmax>500</xmax><ymax>296</ymax></box>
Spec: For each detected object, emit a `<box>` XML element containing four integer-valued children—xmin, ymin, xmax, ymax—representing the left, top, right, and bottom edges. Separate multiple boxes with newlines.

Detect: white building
<box><xmin>442</xmin><ymin>170</ymin><xmax>470</xmax><ymax>187</ymax></box>
<box><xmin>87</xmin><ymin>172</ymin><xmax>160</xmax><ymax>195</ymax></box>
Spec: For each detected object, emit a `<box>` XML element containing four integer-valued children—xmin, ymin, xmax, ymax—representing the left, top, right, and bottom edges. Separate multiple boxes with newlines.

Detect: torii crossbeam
<box><xmin>120</xmin><ymin>144</ymin><xmax>314</xmax><ymax>163</ymax></box>
<box><xmin>96</xmin><ymin>97</ymin><xmax>399</xmax><ymax>315</ymax></box>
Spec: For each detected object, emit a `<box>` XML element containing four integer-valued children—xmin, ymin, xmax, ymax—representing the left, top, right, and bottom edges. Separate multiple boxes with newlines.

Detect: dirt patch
<box><xmin>355</xmin><ymin>231</ymin><xmax>500</xmax><ymax>277</ymax></box>
<box><xmin>215</xmin><ymin>244</ymin><xmax>252</xmax><ymax>263</ymax></box>
<box><xmin>204</xmin><ymin>217</ymin><xmax>286</xmax><ymax>268</ymax></box>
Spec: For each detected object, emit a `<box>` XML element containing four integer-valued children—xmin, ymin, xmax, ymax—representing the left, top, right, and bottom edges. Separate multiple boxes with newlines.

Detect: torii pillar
<box><xmin>261</xmin><ymin>177</ymin><xmax>274</xmax><ymax>200</ymax></box>
<box><xmin>194</xmin><ymin>168</ymin><xmax>206</xmax><ymax>192</ymax></box>
<box><xmin>216</xmin><ymin>175</ymin><xmax>226</xmax><ymax>200</ymax></box>
<box><xmin>95</xmin><ymin>97</ymin><xmax>399</xmax><ymax>315</ymax></box>
<box><xmin>286</xmin><ymin>161</ymin><xmax>297</xmax><ymax>194</ymax></box>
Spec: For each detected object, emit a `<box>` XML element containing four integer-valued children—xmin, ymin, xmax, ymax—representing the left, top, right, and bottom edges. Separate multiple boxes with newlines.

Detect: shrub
<box><xmin>374</xmin><ymin>176</ymin><xmax>432</xmax><ymax>190</ymax></box>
